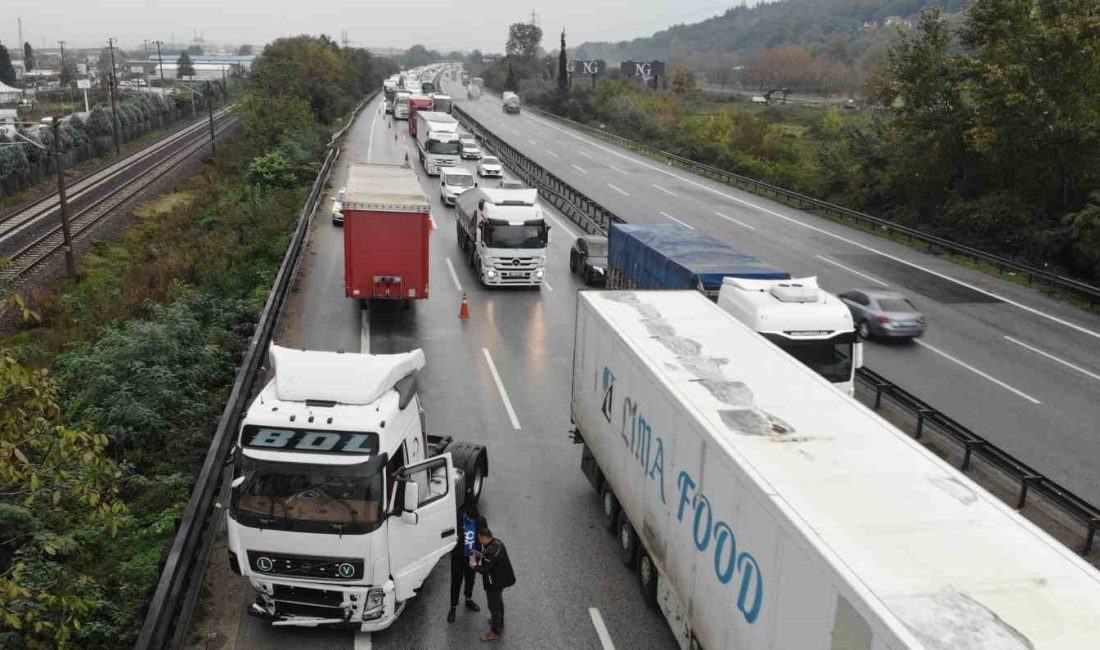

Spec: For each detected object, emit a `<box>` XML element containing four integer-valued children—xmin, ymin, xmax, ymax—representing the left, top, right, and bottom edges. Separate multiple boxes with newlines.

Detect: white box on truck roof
<box><xmin>571</xmin><ymin>290</ymin><xmax>1100</xmax><ymax>649</ymax></box>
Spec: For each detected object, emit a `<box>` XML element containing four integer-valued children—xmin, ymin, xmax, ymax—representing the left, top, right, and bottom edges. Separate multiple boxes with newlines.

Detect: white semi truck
<box><xmin>455</xmin><ymin>188</ymin><xmax>549</xmax><ymax>287</ymax></box>
<box><xmin>717</xmin><ymin>276</ymin><xmax>861</xmax><ymax>395</ymax></box>
<box><xmin>502</xmin><ymin>91</ymin><xmax>521</xmax><ymax>114</ymax></box>
<box><xmin>413</xmin><ymin>111</ymin><xmax>461</xmax><ymax>176</ymax></box>
<box><xmin>571</xmin><ymin>290</ymin><xmax>1100</xmax><ymax>649</ymax></box>
<box><xmin>227</xmin><ymin>346</ymin><xmax>488</xmax><ymax>632</ymax></box>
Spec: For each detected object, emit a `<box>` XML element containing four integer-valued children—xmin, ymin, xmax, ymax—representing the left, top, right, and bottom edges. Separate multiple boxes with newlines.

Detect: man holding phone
<box><xmin>474</xmin><ymin>526</ymin><xmax>515</xmax><ymax>642</ymax></box>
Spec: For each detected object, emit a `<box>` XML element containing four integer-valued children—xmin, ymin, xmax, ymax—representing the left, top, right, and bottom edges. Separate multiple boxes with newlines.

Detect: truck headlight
<box><xmin>486</xmin><ymin>269</ymin><xmax>498</xmax><ymax>279</ymax></box>
<box><xmin>535</xmin><ymin>269</ymin><xmax>545</xmax><ymax>279</ymax></box>
<box><xmin>362</xmin><ymin>587</ymin><xmax>385</xmax><ymax>620</ymax></box>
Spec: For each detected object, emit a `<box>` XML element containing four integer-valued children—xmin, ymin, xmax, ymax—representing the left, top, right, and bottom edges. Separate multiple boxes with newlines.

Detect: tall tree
<box><xmin>668</xmin><ymin>66</ymin><xmax>697</xmax><ymax>94</ymax></box>
<box><xmin>505</xmin><ymin>62</ymin><xmax>517</xmax><ymax>91</ymax></box>
<box><xmin>23</xmin><ymin>42</ymin><xmax>34</xmax><ymax>71</ymax></box>
<box><xmin>237</xmin><ymin>44</ymin><xmax>254</xmax><ymax>55</ymax></box>
<box><xmin>0</xmin><ymin>44</ymin><xmax>14</xmax><ymax>85</ymax></box>
<box><xmin>558</xmin><ymin>29</ymin><xmax>568</xmax><ymax>93</ymax></box>
<box><xmin>59</xmin><ymin>58</ymin><xmax>77</xmax><ymax>86</ymax></box>
<box><xmin>470</xmin><ymin>49</ymin><xmax>484</xmax><ymax>65</ymax></box>
<box><xmin>506</xmin><ymin>22</ymin><xmax>543</xmax><ymax>59</ymax></box>
<box><xmin>176</xmin><ymin>51</ymin><xmax>196</xmax><ymax>78</ymax></box>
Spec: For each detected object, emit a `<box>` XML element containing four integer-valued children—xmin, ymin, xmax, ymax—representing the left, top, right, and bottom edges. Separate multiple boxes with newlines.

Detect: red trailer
<box><xmin>343</xmin><ymin>164</ymin><xmax>431</xmax><ymax>303</ymax></box>
<box><xmin>406</xmin><ymin>94</ymin><xmax>434</xmax><ymax>137</ymax></box>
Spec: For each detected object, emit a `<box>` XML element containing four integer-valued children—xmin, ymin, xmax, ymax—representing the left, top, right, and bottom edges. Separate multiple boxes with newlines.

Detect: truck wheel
<box><xmin>618</xmin><ymin>513</ymin><xmax>639</xmax><ymax>568</ymax></box>
<box><xmin>638</xmin><ymin>550</ymin><xmax>659</xmax><ymax>606</ymax></box>
<box><xmin>600</xmin><ymin>485</ymin><xmax>620</xmax><ymax>533</ymax></box>
<box><xmin>446</xmin><ymin>442</ymin><xmax>488</xmax><ymax>505</ymax></box>
<box><xmin>569</xmin><ymin>254</ymin><xmax>578</xmax><ymax>273</ymax></box>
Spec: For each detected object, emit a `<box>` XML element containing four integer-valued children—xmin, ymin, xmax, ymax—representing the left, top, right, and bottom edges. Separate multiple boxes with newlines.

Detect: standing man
<box><xmin>474</xmin><ymin>526</ymin><xmax>515</xmax><ymax>642</ymax></box>
<box><xmin>448</xmin><ymin>506</ymin><xmax>485</xmax><ymax>623</ymax></box>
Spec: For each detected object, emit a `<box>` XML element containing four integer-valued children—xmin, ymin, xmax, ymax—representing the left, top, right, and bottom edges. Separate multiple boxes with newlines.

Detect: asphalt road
<box><xmin>447</xmin><ymin>81</ymin><xmax>1100</xmax><ymax>510</ymax></box>
<box><xmin>226</xmin><ymin>93</ymin><xmax>677</xmax><ymax>649</ymax></box>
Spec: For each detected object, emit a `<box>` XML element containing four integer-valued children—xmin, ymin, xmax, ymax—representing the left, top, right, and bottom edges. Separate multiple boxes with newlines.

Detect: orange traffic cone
<box><xmin>459</xmin><ymin>292</ymin><xmax>470</xmax><ymax>320</ymax></box>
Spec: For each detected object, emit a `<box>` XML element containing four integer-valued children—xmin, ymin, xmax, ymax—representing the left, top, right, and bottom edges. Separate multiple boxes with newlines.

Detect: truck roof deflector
<box><xmin>269</xmin><ymin>345</ymin><xmax>425</xmax><ymax>405</ymax></box>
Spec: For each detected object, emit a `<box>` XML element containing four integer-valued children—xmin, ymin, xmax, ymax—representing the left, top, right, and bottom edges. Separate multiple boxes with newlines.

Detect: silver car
<box><xmin>838</xmin><ymin>289</ymin><xmax>927</xmax><ymax>340</ymax></box>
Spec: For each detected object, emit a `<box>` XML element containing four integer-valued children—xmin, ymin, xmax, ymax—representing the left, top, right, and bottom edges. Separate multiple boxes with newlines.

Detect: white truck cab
<box><xmin>227</xmin><ymin>346</ymin><xmax>487</xmax><ymax>632</ymax></box>
<box><xmin>454</xmin><ymin>188</ymin><xmax>550</xmax><ymax>286</ymax></box>
<box><xmin>718</xmin><ymin>276</ymin><xmax>861</xmax><ymax>394</ymax></box>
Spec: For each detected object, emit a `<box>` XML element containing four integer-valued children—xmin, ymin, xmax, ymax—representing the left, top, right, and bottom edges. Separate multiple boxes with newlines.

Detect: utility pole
<box><xmin>106</xmin><ymin>38</ymin><xmax>121</xmax><ymax>156</ymax></box>
<box><xmin>58</xmin><ymin>40</ymin><xmax>69</xmax><ymax>111</ymax></box>
<box><xmin>154</xmin><ymin>40</ymin><xmax>167</xmax><ymax>89</ymax></box>
<box><xmin>143</xmin><ymin>39</ymin><xmax>150</xmax><ymax>87</ymax></box>
<box><xmin>205</xmin><ymin>83</ymin><xmax>216</xmax><ymax>156</ymax></box>
<box><xmin>50</xmin><ymin>118</ymin><xmax>76</xmax><ymax>277</ymax></box>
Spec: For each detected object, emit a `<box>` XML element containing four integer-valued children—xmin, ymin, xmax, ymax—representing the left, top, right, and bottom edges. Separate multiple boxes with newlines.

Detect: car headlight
<box><xmin>486</xmin><ymin>269</ymin><xmax>498</xmax><ymax>279</ymax></box>
<box><xmin>362</xmin><ymin>587</ymin><xmax>385</xmax><ymax>620</ymax></box>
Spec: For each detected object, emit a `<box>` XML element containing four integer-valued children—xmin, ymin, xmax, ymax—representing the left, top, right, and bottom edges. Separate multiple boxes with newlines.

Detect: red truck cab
<box><xmin>343</xmin><ymin>164</ymin><xmax>431</xmax><ymax>304</ymax></box>
<box><xmin>407</xmin><ymin>94</ymin><xmax>434</xmax><ymax>137</ymax></box>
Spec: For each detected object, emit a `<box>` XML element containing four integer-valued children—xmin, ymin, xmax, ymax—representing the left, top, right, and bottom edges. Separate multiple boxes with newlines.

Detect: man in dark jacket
<box><xmin>474</xmin><ymin>526</ymin><xmax>515</xmax><ymax>642</ymax></box>
<box><xmin>448</xmin><ymin>506</ymin><xmax>486</xmax><ymax>623</ymax></box>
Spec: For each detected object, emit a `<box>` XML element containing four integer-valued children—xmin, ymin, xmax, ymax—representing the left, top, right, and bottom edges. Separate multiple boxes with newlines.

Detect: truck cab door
<box><xmin>387</xmin><ymin>454</ymin><xmax>458</xmax><ymax>602</ymax></box>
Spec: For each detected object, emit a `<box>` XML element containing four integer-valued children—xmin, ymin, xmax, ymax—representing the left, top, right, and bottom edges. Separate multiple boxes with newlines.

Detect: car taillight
<box><xmin>876</xmin><ymin>316</ymin><xmax>891</xmax><ymax>324</ymax></box>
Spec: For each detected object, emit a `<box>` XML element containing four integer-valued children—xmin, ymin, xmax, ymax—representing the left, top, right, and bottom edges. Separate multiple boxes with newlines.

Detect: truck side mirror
<box><xmin>403</xmin><ymin>481</ymin><xmax>420</xmax><ymax>514</ymax></box>
<box><xmin>853</xmin><ymin>341</ymin><xmax>864</xmax><ymax>370</ymax></box>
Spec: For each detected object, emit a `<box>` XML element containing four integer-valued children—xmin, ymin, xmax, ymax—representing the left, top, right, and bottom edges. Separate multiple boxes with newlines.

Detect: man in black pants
<box><xmin>447</xmin><ymin>506</ymin><xmax>485</xmax><ymax>623</ymax></box>
<box><xmin>474</xmin><ymin>526</ymin><xmax>515</xmax><ymax>642</ymax></box>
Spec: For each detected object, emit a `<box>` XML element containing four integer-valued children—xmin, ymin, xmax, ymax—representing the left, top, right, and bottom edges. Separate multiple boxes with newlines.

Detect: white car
<box><xmin>460</xmin><ymin>142</ymin><xmax>482</xmax><ymax>160</ymax></box>
<box><xmin>440</xmin><ymin>168</ymin><xmax>476</xmax><ymax>206</ymax></box>
<box><xmin>478</xmin><ymin>156</ymin><xmax>503</xmax><ymax>177</ymax></box>
<box><xmin>331</xmin><ymin>187</ymin><xmax>346</xmax><ymax>225</ymax></box>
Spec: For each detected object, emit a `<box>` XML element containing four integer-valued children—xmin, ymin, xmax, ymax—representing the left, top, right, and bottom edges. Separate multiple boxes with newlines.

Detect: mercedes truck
<box><xmin>455</xmin><ymin>188</ymin><xmax>549</xmax><ymax>287</ymax></box>
<box><xmin>413</xmin><ymin>111</ymin><xmax>461</xmax><ymax>176</ymax></box>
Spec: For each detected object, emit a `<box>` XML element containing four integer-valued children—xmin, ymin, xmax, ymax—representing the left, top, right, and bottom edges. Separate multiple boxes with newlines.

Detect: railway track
<box><xmin>0</xmin><ymin>113</ymin><xmax>240</xmax><ymax>281</ymax></box>
<box><xmin>0</xmin><ymin>106</ymin><xmax>236</xmax><ymax>242</ymax></box>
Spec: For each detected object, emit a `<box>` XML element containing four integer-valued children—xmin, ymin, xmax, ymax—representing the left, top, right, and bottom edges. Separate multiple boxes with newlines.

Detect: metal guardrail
<box><xmin>517</xmin><ymin>103</ymin><xmax>1100</xmax><ymax>305</ymax></box>
<box><xmin>134</xmin><ymin>90</ymin><xmax>378</xmax><ymax>649</ymax></box>
<box><xmin>857</xmin><ymin>367</ymin><xmax>1099</xmax><ymax>554</ymax></box>
<box><xmin>456</xmin><ymin>100</ymin><xmax>1100</xmax><ymax>557</ymax></box>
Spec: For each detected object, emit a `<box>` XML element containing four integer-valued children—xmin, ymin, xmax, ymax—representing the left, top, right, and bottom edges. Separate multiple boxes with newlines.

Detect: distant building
<box><xmin>154</xmin><ymin>62</ymin><xmax>239</xmax><ymax>81</ymax></box>
<box><xmin>147</xmin><ymin>53</ymin><xmax>255</xmax><ymax>72</ymax></box>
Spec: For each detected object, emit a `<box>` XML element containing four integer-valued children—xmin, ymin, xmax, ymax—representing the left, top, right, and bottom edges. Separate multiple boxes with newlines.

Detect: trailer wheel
<box><xmin>618</xmin><ymin>513</ymin><xmax>639</xmax><ymax>568</ymax></box>
<box><xmin>638</xmin><ymin>550</ymin><xmax>659</xmax><ymax>607</ymax></box>
<box><xmin>600</xmin><ymin>485</ymin><xmax>619</xmax><ymax>533</ymax></box>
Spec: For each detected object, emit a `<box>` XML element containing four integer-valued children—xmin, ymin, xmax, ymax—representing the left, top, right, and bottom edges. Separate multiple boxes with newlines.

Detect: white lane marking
<box><xmin>445</xmin><ymin>257</ymin><xmax>464</xmax><ymax>292</ymax></box>
<box><xmin>608</xmin><ymin>184</ymin><xmax>629</xmax><ymax>196</ymax></box>
<box><xmin>571</xmin><ymin>164</ymin><xmax>590</xmax><ymax>175</ymax></box>
<box><xmin>360</xmin><ymin>309</ymin><xmax>370</xmax><ymax>354</ymax></box>
<box><xmin>914</xmin><ymin>340</ymin><xmax>1041</xmax><ymax>404</ymax></box>
<box><xmin>527</xmin><ymin>138</ymin><xmax>538</xmax><ymax>145</ymax></box>
<box><xmin>660</xmin><ymin>211</ymin><xmax>695</xmax><ymax>230</ymax></box>
<box><xmin>815</xmin><ymin>255</ymin><xmax>889</xmax><ymax>287</ymax></box>
<box><xmin>1004</xmin><ymin>336</ymin><xmax>1100</xmax><ymax>382</ymax></box>
<box><xmin>578</xmin><ymin>150</ymin><xmax>595</xmax><ymax>159</ymax></box>
<box><xmin>354</xmin><ymin>632</ymin><xmax>372</xmax><ymax>650</ymax></box>
<box><xmin>715</xmin><ymin>211</ymin><xmax>757</xmax><ymax>231</ymax></box>
<box><xmin>522</xmin><ymin>111</ymin><xmax>1100</xmax><ymax>342</ymax></box>
<box><xmin>544</xmin><ymin>211</ymin><xmax>580</xmax><ymax>240</ymax></box>
<box><xmin>609</xmin><ymin>165</ymin><xmax>628</xmax><ymax>175</ymax></box>
<box><xmin>588</xmin><ymin>608</ymin><xmax>616</xmax><ymax>650</ymax></box>
<box><xmin>365</xmin><ymin>105</ymin><xmax>378</xmax><ymax>163</ymax></box>
<box><xmin>652</xmin><ymin>184</ymin><xmax>678</xmax><ymax>197</ymax></box>
<box><xmin>482</xmin><ymin>348</ymin><xmax>521</xmax><ymax>430</ymax></box>
<box><xmin>542</xmin><ymin>280</ymin><xmax>554</xmax><ymax>292</ymax></box>
<box><xmin>546</xmin><ymin>150</ymin><xmax>560</xmax><ymax>158</ymax></box>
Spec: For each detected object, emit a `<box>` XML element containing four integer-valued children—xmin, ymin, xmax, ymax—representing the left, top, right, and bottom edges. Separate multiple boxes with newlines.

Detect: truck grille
<box><xmin>247</xmin><ymin>550</ymin><xmax>363</xmax><ymax>581</ymax></box>
<box><xmin>491</xmin><ymin>257</ymin><xmax>542</xmax><ymax>284</ymax></box>
<box><xmin>276</xmin><ymin>601</ymin><xmax>347</xmax><ymax>620</ymax></box>
<box><xmin>273</xmin><ymin>584</ymin><xmax>345</xmax><ymax>607</ymax></box>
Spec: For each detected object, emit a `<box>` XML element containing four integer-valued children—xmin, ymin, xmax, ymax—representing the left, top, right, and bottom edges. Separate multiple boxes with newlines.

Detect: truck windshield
<box><xmin>430</xmin><ymin>141</ymin><xmax>461</xmax><ymax>155</ymax></box>
<box><xmin>764</xmin><ymin>334</ymin><xmax>854</xmax><ymax>384</ymax></box>
<box><xmin>485</xmin><ymin>224</ymin><xmax>547</xmax><ymax>249</ymax></box>
<box><xmin>231</xmin><ymin>457</ymin><xmax>385</xmax><ymax>535</ymax></box>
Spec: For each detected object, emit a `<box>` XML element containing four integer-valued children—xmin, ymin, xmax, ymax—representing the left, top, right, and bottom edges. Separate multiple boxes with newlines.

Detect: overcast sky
<box><xmin>7</xmin><ymin>0</ymin><xmax>744</xmax><ymax>54</ymax></box>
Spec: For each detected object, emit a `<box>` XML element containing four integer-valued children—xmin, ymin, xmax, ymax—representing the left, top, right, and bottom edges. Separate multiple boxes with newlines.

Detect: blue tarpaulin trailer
<box><xmin>607</xmin><ymin>223</ymin><xmax>789</xmax><ymax>298</ymax></box>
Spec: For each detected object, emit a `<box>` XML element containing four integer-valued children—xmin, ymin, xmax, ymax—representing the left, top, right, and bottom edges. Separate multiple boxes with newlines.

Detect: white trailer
<box><xmin>571</xmin><ymin>290</ymin><xmax>1100</xmax><ymax>649</ymax></box>
<box><xmin>718</xmin><ymin>276</ymin><xmax>861</xmax><ymax>395</ymax></box>
<box><xmin>414</xmin><ymin>111</ymin><xmax>461</xmax><ymax>176</ymax></box>
<box><xmin>227</xmin><ymin>346</ymin><xmax>488</xmax><ymax>632</ymax></box>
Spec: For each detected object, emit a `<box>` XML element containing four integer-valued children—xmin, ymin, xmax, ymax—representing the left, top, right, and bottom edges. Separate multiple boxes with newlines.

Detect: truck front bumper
<box><xmin>246</xmin><ymin>577</ymin><xmax>403</xmax><ymax>632</ymax></box>
<box><xmin>482</xmin><ymin>268</ymin><xmax>544</xmax><ymax>286</ymax></box>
